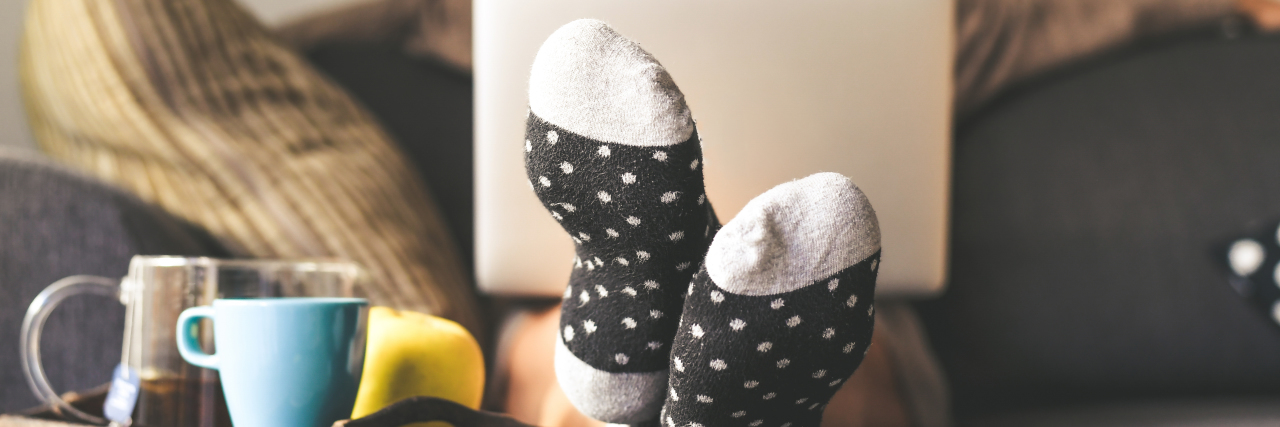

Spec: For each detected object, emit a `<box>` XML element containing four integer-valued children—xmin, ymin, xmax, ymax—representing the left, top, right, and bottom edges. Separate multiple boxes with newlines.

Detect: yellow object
<box><xmin>353</xmin><ymin>307</ymin><xmax>486</xmax><ymax>427</ymax></box>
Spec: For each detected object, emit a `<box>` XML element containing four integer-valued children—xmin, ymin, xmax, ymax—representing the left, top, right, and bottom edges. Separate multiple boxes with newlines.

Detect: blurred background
<box><xmin>0</xmin><ymin>0</ymin><xmax>352</xmax><ymax>153</ymax></box>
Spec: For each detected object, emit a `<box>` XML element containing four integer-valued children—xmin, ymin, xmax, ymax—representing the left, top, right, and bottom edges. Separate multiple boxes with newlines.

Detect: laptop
<box><xmin>475</xmin><ymin>0</ymin><xmax>953</xmax><ymax>298</ymax></box>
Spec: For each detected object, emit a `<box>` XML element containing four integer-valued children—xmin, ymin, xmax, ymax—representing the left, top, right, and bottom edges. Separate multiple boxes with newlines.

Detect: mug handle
<box><xmin>175</xmin><ymin>307</ymin><xmax>220</xmax><ymax>370</ymax></box>
<box><xmin>20</xmin><ymin>275</ymin><xmax>120</xmax><ymax>424</ymax></box>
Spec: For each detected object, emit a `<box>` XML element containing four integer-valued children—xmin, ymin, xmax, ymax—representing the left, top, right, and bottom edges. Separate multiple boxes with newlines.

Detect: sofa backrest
<box><xmin>922</xmin><ymin>33</ymin><xmax>1280</xmax><ymax>422</ymax></box>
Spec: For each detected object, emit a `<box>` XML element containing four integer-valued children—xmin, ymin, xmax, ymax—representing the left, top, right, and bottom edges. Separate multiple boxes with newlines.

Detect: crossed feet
<box><xmin>523</xmin><ymin>20</ymin><xmax>883</xmax><ymax>427</ymax></box>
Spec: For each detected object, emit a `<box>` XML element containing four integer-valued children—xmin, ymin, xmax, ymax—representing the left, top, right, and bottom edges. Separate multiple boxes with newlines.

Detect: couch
<box><xmin>6</xmin><ymin>24</ymin><xmax>1280</xmax><ymax>427</ymax></box>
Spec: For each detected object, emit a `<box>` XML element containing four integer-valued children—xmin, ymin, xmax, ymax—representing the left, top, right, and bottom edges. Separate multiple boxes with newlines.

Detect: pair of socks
<box><xmin>525</xmin><ymin>20</ymin><xmax>880</xmax><ymax>427</ymax></box>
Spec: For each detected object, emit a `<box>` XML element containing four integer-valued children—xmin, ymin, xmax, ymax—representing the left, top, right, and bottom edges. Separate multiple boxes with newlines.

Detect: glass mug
<box><xmin>20</xmin><ymin>256</ymin><xmax>367</xmax><ymax>426</ymax></box>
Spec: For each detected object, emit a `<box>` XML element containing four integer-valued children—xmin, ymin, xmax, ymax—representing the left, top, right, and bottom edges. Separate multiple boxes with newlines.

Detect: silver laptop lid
<box><xmin>476</xmin><ymin>0</ymin><xmax>953</xmax><ymax>298</ymax></box>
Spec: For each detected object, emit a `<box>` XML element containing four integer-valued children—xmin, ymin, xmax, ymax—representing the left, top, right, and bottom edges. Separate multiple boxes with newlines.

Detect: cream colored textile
<box><xmin>20</xmin><ymin>0</ymin><xmax>481</xmax><ymax>335</ymax></box>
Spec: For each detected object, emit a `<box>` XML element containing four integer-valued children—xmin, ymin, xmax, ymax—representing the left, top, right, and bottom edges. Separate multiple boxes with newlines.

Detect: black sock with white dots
<box><xmin>661</xmin><ymin>173</ymin><xmax>880</xmax><ymax>427</ymax></box>
<box><xmin>525</xmin><ymin>19</ymin><xmax>720</xmax><ymax>424</ymax></box>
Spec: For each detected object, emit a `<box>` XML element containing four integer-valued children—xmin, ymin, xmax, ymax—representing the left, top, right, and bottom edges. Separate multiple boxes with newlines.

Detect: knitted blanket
<box><xmin>19</xmin><ymin>0</ymin><xmax>481</xmax><ymax>335</ymax></box>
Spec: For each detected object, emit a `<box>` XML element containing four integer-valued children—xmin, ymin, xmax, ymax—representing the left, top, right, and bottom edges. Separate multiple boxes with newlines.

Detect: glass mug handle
<box><xmin>20</xmin><ymin>275</ymin><xmax>120</xmax><ymax>425</ymax></box>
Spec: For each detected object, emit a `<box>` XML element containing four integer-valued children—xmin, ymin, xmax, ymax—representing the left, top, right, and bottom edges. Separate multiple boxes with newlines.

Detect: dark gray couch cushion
<box><xmin>919</xmin><ymin>33</ymin><xmax>1280</xmax><ymax>422</ymax></box>
<box><xmin>0</xmin><ymin>151</ymin><xmax>228</xmax><ymax>412</ymax></box>
<box><xmin>972</xmin><ymin>399</ymin><xmax>1280</xmax><ymax>427</ymax></box>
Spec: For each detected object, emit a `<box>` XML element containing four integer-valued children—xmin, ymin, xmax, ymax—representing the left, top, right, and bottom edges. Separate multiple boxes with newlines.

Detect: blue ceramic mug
<box><xmin>176</xmin><ymin>298</ymin><xmax>368</xmax><ymax>427</ymax></box>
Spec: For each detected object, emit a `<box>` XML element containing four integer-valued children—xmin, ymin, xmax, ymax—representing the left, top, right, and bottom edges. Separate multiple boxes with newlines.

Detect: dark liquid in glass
<box><xmin>133</xmin><ymin>376</ymin><xmax>232</xmax><ymax>427</ymax></box>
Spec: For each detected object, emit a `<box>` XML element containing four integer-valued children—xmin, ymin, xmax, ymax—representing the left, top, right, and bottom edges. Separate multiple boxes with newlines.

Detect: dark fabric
<box><xmin>525</xmin><ymin>113</ymin><xmax>719</xmax><ymax>373</ymax></box>
<box><xmin>275</xmin><ymin>0</ymin><xmax>473</xmax><ymax>72</ymax></box>
<box><xmin>0</xmin><ymin>153</ymin><xmax>229</xmax><ymax>412</ymax></box>
<box><xmin>919</xmin><ymin>33</ymin><xmax>1280</xmax><ymax>423</ymax></box>
<box><xmin>970</xmin><ymin>398</ymin><xmax>1280</xmax><ymax>427</ymax></box>
<box><xmin>664</xmin><ymin>259</ymin><xmax>878</xmax><ymax>427</ymax></box>
<box><xmin>344</xmin><ymin>396</ymin><xmax>537</xmax><ymax>427</ymax></box>
<box><xmin>305</xmin><ymin>44</ymin><xmax>476</xmax><ymax>275</ymax></box>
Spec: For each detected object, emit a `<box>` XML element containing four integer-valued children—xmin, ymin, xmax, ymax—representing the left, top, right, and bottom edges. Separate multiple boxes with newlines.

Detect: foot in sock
<box><xmin>525</xmin><ymin>19</ymin><xmax>720</xmax><ymax>424</ymax></box>
<box><xmin>661</xmin><ymin>172</ymin><xmax>880</xmax><ymax>427</ymax></box>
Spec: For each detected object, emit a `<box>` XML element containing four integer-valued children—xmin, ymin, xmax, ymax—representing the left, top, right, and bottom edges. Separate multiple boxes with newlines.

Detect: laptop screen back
<box><xmin>475</xmin><ymin>0</ymin><xmax>953</xmax><ymax>297</ymax></box>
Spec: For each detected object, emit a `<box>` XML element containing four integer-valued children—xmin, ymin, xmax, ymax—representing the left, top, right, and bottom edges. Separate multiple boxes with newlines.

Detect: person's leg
<box><xmin>499</xmin><ymin>304</ymin><xmax>912</xmax><ymax>427</ymax></box>
<box><xmin>660</xmin><ymin>173</ymin><xmax>881</xmax><ymax>427</ymax></box>
<box><xmin>524</xmin><ymin>19</ymin><xmax>719</xmax><ymax>424</ymax></box>
<box><xmin>501</xmin><ymin>306</ymin><xmax>604</xmax><ymax>427</ymax></box>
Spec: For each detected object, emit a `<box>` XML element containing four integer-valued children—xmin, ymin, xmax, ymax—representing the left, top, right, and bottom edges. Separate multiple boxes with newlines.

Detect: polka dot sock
<box><xmin>524</xmin><ymin>19</ymin><xmax>720</xmax><ymax>424</ymax></box>
<box><xmin>660</xmin><ymin>173</ymin><xmax>881</xmax><ymax>427</ymax></box>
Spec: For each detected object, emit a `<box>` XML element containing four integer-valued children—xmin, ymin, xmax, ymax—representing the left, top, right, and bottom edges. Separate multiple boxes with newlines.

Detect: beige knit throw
<box><xmin>19</xmin><ymin>0</ymin><xmax>482</xmax><ymax>335</ymax></box>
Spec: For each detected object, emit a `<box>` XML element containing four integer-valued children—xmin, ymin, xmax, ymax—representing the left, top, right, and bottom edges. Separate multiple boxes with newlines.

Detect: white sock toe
<box><xmin>706</xmin><ymin>172</ymin><xmax>880</xmax><ymax>295</ymax></box>
<box><xmin>529</xmin><ymin>19</ymin><xmax>693</xmax><ymax>147</ymax></box>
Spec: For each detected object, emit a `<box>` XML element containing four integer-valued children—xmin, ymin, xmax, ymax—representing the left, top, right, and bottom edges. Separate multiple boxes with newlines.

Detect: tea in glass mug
<box><xmin>20</xmin><ymin>256</ymin><xmax>367</xmax><ymax>427</ymax></box>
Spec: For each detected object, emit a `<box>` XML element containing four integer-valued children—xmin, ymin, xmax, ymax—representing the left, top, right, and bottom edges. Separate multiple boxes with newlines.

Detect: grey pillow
<box><xmin>0</xmin><ymin>151</ymin><xmax>228</xmax><ymax>412</ymax></box>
